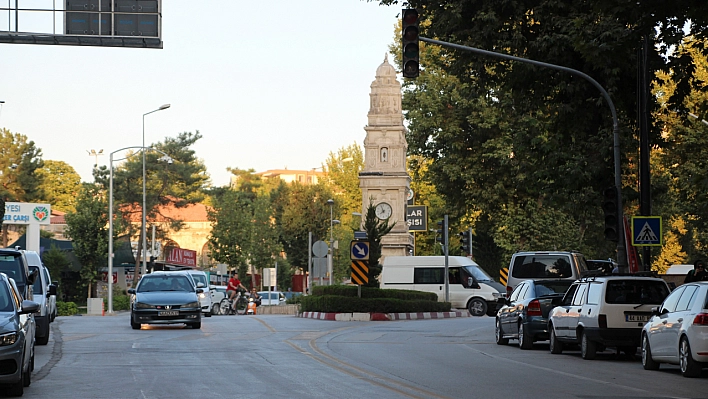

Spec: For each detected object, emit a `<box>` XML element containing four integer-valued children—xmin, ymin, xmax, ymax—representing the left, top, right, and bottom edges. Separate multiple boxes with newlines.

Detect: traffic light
<box><xmin>459</xmin><ymin>230</ymin><xmax>471</xmax><ymax>255</ymax></box>
<box><xmin>602</xmin><ymin>187</ymin><xmax>619</xmax><ymax>242</ymax></box>
<box><xmin>436</xmin><ymin>219</ymin><xmax>447</xmax><ymax>244</ymax></box>
<box><xmin>402</xmin><ymin>8</ymin><xmax>420</xmax><ymax>78</ymax></box>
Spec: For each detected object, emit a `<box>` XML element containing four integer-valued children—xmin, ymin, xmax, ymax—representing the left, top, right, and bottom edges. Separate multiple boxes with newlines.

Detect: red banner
<box><xmin>166</xmin><ymin>248</ymin><xmax>197</xmax><ymax>268</ymax></box>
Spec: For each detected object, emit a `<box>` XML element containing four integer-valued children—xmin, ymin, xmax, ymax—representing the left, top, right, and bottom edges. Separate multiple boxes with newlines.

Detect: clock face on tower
<box><xmin>375</xmin><ymin>202</ymin><xmax>393</xmax><ymax>220</ymax></box>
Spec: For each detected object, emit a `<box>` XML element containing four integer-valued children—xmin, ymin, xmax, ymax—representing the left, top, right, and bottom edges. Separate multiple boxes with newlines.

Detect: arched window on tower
<box><xmin>381</xmin><ymin>147</ymin><xmax>388</xmax><ymax>163</ymax></box>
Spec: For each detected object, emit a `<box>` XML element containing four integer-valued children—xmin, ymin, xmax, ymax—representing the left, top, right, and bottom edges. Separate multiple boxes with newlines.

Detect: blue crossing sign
<box><xmin>631</xmin><ymin>216</ymin><xmax>662</xmax><ymax>247</ymax></box>
<box><xmin>350</xmin><ymin>241</ymin><xmax>370</xmax><ymax>260</ymax></box>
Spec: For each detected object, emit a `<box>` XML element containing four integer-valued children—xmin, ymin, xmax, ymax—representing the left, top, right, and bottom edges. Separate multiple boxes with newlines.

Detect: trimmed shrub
<box><xmin>57</xmin><ymin>301</ymin><xmax>78</xmax><ymax>316</ymax></box>
<box><xmin>111</xmin><ymin>295</ymin><xmax>131</xmax><ymax>311</ymax></box>
<box><xmin>301</xmin><ymin>286</ymin><xmax>449</xmax><ymax>313</ymax></box>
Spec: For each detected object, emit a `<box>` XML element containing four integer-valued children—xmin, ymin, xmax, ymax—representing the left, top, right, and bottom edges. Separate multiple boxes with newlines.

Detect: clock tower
<box><xmin>359</xmin><ymin>55</ymin><xmax>413</xmax><ymax>256</ymax></box>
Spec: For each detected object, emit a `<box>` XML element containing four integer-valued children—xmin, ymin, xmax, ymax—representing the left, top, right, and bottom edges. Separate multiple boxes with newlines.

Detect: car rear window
<box><xmin>535</xmin><ymin>281</ymin><xmax>574</xmax><ymax>296</ymax></box>
<box><xmin>0</xmin><ymin>255</ymin><xmax>25</xmax><ymax>285</ymax></box>
<box><xmin>512</xmin><ymin>255</ymin><xmax>573</xmax><ymax>279</ymax></box>
<box><xmin>605</xmin><ymin>280</ymin><xmax>669</xmax><ymax>304</ymax></box>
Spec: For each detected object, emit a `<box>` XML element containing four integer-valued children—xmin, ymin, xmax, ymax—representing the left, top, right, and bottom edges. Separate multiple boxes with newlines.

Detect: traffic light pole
<box><xmin>419</xmin><ymin>36</ymin><xmax>627</xmax><ymax>271</ymax></box>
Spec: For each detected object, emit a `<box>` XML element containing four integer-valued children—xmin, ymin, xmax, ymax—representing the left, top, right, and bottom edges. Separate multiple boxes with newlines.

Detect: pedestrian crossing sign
<box><xmin>631</xmin><ymin>216</ymin><xmax>662</xmax><ymax>247</ymax></box>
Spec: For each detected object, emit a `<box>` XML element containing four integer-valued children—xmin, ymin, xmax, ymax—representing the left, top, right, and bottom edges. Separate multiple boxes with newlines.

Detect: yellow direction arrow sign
<box><xmin>351</xmin><ymin>260</ymin><xmax>369</xmax><ymax>285</ymax></box>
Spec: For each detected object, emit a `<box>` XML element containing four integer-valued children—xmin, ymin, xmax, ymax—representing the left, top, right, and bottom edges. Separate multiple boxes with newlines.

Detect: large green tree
<box><xmin>36</xmin><ymin>160</ymin><xmax>81</xmax><ymax>213</ymax></box>
<box><xmin>64</xmin><ymin>183</ymin><xmax>108</xmax><ymax>298</ymax></box>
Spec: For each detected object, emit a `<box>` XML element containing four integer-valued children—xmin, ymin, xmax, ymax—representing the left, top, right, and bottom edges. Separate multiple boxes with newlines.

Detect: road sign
<box><xmin>500</xmin><ymin>268</ymin><xmax>508</xmax><ymax>286</ymax></box>
<box><xmin>351</xmin><ymin>260</ymin><xmax>369</xmax><ymax>285</ymax></box>
<box><xmin>350</xmin><ymin>241</ymin><xmax>370</xmax><ymax>260</ymax></box>
<box><xmin>312</xmin><ymin>240</ymin><xmax>328</xmax><ymax>258</ymax></box>
<box><xmin>631</xmin><ymin>216</ymin><xmax>662</xmax><ymax>246</ymax></box>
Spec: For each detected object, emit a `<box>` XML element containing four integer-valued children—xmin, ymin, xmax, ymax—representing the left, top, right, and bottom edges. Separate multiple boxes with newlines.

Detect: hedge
<box><xmin>57</xmin><ymin>301</ymin><xmax>78</xmax><ymax>316</ymax></box>
<box><xmin>301</xmin><ymin>285</ymin><xmax>449</xmax><ymax>313</ymax></box>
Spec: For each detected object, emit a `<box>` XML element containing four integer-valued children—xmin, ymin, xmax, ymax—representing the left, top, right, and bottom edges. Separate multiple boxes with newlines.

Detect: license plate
<box><xmin>158</xmin><ymin>310</ymin><xmax>179</xmax><ymax>316</ymax></box>
<box><xmin>626</xmin><ymin>314</ymin><xmax>648</xmax><ymax>322</ymax></box>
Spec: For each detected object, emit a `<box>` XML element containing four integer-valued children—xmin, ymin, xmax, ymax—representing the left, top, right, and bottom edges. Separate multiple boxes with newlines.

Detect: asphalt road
<box><xmin>14</xmin><ymin>312</ymin><xmax>708</xmax><ymax>399</ymax></box>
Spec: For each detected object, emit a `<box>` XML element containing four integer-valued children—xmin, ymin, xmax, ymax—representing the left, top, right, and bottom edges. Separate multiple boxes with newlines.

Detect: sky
<box><xmin>0</xmin><ymin>1</ymin><xmax>402</xmax><ymax>186</ymax></box>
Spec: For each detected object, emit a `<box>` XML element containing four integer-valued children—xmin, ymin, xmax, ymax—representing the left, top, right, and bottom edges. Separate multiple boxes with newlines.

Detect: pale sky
<box><xmin>0</xmin><ymin>1</ymin><xmax>401</xmax><ymax>186</ymax></box>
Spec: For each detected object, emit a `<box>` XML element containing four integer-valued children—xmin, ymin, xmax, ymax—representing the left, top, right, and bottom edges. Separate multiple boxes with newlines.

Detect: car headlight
<box><xmin>198</xmin><ymin>292</ymin><xmax>206</xmax><ymax>299</ymax></box>
<box><xmin>135</xmin><ymin>302</ymin><xmax>155</xmax><ymax>309</ymax></box>
<box><xmin>492</xmin><ymin>292</ymin><xmax>501</xmax><ymax>299</ymax></box>
<box><xmin>0</xmin><ymin>332</ymin><xmax>18</xmax><ymax>346</ymax></box>
<box><xmin>184</xmin><ymin>302</ymin><xmax>200</xmax><ymax>308</ymax></box>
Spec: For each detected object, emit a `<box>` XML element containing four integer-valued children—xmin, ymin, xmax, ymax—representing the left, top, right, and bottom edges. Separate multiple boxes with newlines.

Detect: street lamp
<box><xmin>87</xmin><ymin>149</ymin><xmax>104</xmax><ymax>167</ymax></box>
<box><xmin>108</xmin><ymin>146</ymin><xmax>173</xmax><ymax>314</ymax></box>
<box><xmin>142</xmin><ymin>104</ymin><xmax>170</xmax><ymax>277</ymax></box>
<box><xmin>689</xmin><ymin>113</ymin><xmax>708</xmax><ymax>126</ymax></box>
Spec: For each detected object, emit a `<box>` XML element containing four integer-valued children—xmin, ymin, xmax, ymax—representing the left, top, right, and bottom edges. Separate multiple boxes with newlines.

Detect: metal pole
<box><xmin>107</xmin><ymin>152</ymin><xmax>114</xmax><ymax>314</ymax></box>
<box><xmin>444</xmin><ymin>215</ymin><xmax>449</xmax><ymax>302</ymax></box>
<box><xmin>141</xmin><ymin>113</ymin><xmax>147</xmax><ymax>277</ymax></box>
<box><xmin>419</xmin><ymin>37</ymin><xmax>626</xmax><ymax>271</ymax></box>
<box><xmin>308</xmin><ymin>231</ymin><xmax>312</xmax><ymax>294</ymax></box>
<box><xmin>329</xmin><ymin>199</ymin><xmax>334</xmax><ymax>286</ymax></box>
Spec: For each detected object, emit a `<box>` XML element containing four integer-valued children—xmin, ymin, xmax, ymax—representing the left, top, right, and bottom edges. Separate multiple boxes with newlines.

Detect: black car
<box><xmin>0</xmin><ymin>272</ymin><xmax>39</xmax><ymax>396</ymax></box>
<box><xmin>496</xmin><ymin>279</ymin><xmax>574</xmax><ymax>349</ymax></box>
<box><xmin>128</xmin><ymin>271</ymin><xmax>203</xmax><ymax>330</ymax></box>
<box><xmin>0</xmin><ymin>249</ymin><xmax>37</xmax><ymax>300</ymax></box>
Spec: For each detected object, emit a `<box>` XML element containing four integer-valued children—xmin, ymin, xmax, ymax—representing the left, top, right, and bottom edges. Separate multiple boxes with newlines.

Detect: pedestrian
<box><xmin>684</xmin><ymin>260</ymin><xmax>706</xmax><ymax>283</ymax></box>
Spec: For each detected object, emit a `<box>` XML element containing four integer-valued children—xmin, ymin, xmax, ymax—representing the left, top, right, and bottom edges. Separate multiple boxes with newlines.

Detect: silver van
<box><xmin>381</xmin><ymin>256</ymin><xmax>505</xmax><ymax>316</ymax></box>
<box><xmin>22</xmin><ymin>250</ymin><xmax>57</xmax><ymax>345</ymax></box>
<box><xmin>506</xmin><ymin>251</ymin><xmax>588</xmax><ymax>297</ymax></box>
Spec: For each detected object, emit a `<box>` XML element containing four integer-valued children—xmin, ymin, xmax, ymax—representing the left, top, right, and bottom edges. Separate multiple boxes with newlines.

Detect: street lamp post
<box><xmin>141</xmin><ymin>104</ymin><xmax>170</xmax><ymax>276</ymax></box>
<box><xmin>108</xmin><ymin>146</ymin><xmax>173</xmax><ymax>314</ymax></box>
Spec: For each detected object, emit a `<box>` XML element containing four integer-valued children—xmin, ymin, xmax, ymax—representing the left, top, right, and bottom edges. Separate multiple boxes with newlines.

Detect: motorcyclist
<box><xmin>249</xmin><ymin>288</ymin><xmax>262</xmax><ymax>307</ymax></box>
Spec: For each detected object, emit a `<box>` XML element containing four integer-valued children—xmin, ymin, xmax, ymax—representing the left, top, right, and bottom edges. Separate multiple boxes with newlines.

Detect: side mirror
<box><xmin>651</xmin><ymin>306</ymin><xmax>659</xmax><ymax>316</ymax></box>
<box><xmin>27</xmin><ymin>268</ymin><xmax>39</xmax><ymax>285</ymax></box>
<box><xmin>467</xmin><ymin>277</ymin><xmax>480</xmax><ymax>289</ymax></box>
<box><xmin>48</xmin><ymin>284</ymin><xmax>57</xmax><ymax>296</ymax></box>
<box><xmin>196</xmin><ymin>288</ymin><xmax>204</xmax><ymax>294</ymax></box>
<box><xmin>127</xmin><ymin>288</ymin><xmax>136</xmax><ymax>295</ymax></box>
<box><xmin>196</xmin><ymin>282</ymin><xmax>205</xmax><ymax>288</ymax></box>
<box><xmin>19</xmin><ymin>300</ymin><xmax>40</xmax><ymax>315</ymax></box>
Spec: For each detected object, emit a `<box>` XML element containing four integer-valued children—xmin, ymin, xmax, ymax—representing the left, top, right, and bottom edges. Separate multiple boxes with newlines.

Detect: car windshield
<box><xmin>30</xmin><ymin>266</ymin><xmax>43</xmax><ymax>294</ymax></box>
<box><xmin>0</xmin><ymin>254</ymin><xmax>25</xmax><ymax>287</ymax></box>
<box><xmin>605</xmin><ymin>280</ymin><xmax>669</xmax><ymax>305</ymax></box>
<box><xmin>512</xmin><ymin>255</ymin><xmax>573</xmax><ymax>278</ymax></box>
<box><xmin>463</xmin><ymin>265</ymin><xmax>493</xmax><ymax>282</ymax></box>
<box><xmin>190</xmin><ymin>274</ymin><xmax>207</xmax><ymax>287</ymax></box>
<box><xmin>138</xmin><ymin>276</ymin><xmax>194</xmax><ymax>292</ymax></box>
<box><xmin>0</xmin><ymin>282</ymin><xmax>12</xmax><ymax>312</ymax></box>
<box><xmin>534</xmin><ymin>281</ymin><xmax>573</xmax><ymax>296</ymax></box>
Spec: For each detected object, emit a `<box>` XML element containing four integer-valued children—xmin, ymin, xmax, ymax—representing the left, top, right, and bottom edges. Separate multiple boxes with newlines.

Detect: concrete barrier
<box><xmin>256</xmin><ymin>304</ymin><xmax>299</xmax><ymax>315</ymax></box>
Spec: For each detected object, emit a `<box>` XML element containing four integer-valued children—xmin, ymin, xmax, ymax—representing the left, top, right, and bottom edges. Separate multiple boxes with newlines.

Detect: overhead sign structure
<box><xmin>631</xmin><ymin>216</ymin><xmax>662</xmax><ymax>247</ymax></box>
<box><xmin>350</xmin><ymin>241</ymin><xmax>370</xmax><ymax>261</ymax></box>
<box><xmin>406</xmin><ymin>205</ymin><xmax>427</xmax><ymax>232</ymax></box>
<box><xmin>351</xmin><ymin>260</ymin><xmax>369</xmax><ymax>285</ymax></box>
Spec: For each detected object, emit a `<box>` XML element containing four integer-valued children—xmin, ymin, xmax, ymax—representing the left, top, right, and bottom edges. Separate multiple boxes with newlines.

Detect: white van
<box><xmin>380</xmin><ymin>256</ymin><xmax>505</xmax><ymax>316</ymax></box>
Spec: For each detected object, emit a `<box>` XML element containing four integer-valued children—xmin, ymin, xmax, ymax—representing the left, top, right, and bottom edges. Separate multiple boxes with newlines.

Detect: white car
<box><xmin>258</xmin><ymin>291</ymin><xmax>287</xmax><ymax>306</ymax></box>
<box><xmin>210</xmin><ymin>285</ymin><xmax>227</xmax><ymax>315</ymax></box>
<box><xmin>642</xmin><ymin>281</ymin><xmax>708</xmax><ymax>377</ymax></box>
<box><xmin>548</xmin><ymin>273</ymin><xmax>670</xmax><ymax>359</ymax></box>
<box><xmin>186</xmin><ymin>270</ymin><xmax>212</xmax><ymax>317</ymax></box>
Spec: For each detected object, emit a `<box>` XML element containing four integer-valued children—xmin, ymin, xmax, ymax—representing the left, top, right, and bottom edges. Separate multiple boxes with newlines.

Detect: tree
<box><xmin>362</xmin><ymin>199</ymin><xmax>394</xmax><ymax>288</ymax></box>
<box><xmin>36</xmin><ymin>160</ymin><xmax>81</xmax><ymax>213</ymax></box>
<box><xmin>42</xmin><ymin>245</ymin><xmax>72</xmax><ymax>299</ymax></box>
<box><xmin>64</xmin><ymin>183</ymin><xmax>108</xmax><ymax>298</ymax></box>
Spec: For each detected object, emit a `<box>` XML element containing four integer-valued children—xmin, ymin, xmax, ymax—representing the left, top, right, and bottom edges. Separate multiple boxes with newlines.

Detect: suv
<box><xmin>23</xmin><ymin>250</ymin><xmax>57</xmax><ymax>345</ymax></box>
<box><xmin>506</xmin><ymin>251</ymin><xmax>589</xmax><ymax>297</ymax></box>
<box><xmin>186</xmin><ymin>270</ymin><xmax>212</xmax><ymax>317</ymax></box>
<box><xmin>0</xmin><ymin>248</ymin><xmax>36</xmax><ymax>300</ymax></box>
<box><xmin>548</xmin><ymin>273</ymin><xmax>670</xmax><ymax>359</ymax></box>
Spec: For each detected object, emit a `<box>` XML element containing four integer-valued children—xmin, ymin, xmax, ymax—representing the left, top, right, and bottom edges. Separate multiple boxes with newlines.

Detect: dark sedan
<box><xmin>496</xmin><ymin>279</ymin><xmax>573</xmax><ymax>349</ymax></box>
<box><xmin>128</xmin><ymin>272</ymin><xmax>202</xmax><ymax>330</ymax></box>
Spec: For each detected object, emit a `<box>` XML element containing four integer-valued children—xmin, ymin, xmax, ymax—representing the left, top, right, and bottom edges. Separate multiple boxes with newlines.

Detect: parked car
<box><xmin>0</xmin><ymin>248</ymin><xmax>37</xmax><ymax>300</ymax></box>
<box><xmin>496</xmin><ymin>279</ymin><xmax>574</xmax><ymax>349</ymax></box>
<box><xmin>258</xmin><ymin>291</ymin><xmax>287</xmax><ymax>306</ymax></box>
<box><xmin>586</xmin><ymin>259</ymin><xmax>618</xmax><ymax>273</ymax></box>
<box><xmin>127</xmin><ymin>271</ymin><xmax>203</xmax><ymax>329</ymax></box>
<box><xmin>23</xmin><ymin>250</ymin><xmax>57</xmax><ymax>345</ymax></box>
<box><xmin>641</xmin><ymin>281</ymin><xmax>708</xmax><ymax>377</ymax></box>
<box><xmin>381</xmin><ymin>256</ymin><xmax>505</xmax><ymax>316</ymax></box>
<box><xmin>506</xmin><ymin>251</ymin><xmax>589</xmax><ymax>297</ymax></box>
<box><xmin>548</xmin><ymin>273</ymin><xmax>670</xmax><ymax>359</ymax></box>
<box><xmin>185</xmin><ymin>270</ymin><xmax>212</xmax><ymax>317</ymax></box>
<box><xmin>0</xmin><ymin>272</ymin><xmax>40</xmax><ymax>396</ymax></box>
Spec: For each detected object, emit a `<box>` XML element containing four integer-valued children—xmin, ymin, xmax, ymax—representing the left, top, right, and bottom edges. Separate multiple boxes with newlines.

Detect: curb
<box><xmin>298</xmin><ymin>311</ymin><xmax>469</xmax><ymax>321</ymax></box>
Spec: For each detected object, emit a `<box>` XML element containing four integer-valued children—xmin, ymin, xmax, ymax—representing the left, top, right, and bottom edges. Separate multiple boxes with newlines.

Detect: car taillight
<box><xmin>527</xmin><ymin>300</ymin><xmax>542</xmax><ymax>316</ymax></box>
<box><xmin>507</xmin><ymin>285</ymin><xmax>513</xmax><ymax>297</ymax></box>
<box><xmin>599</xmin><ymin>314</ymin><xmax>607</xmax><ymax>328</ymax></box>
<box><xmin>693</xmin><ymin>313</ymin><xmax>708</xmax><ymax>325</ymax></box>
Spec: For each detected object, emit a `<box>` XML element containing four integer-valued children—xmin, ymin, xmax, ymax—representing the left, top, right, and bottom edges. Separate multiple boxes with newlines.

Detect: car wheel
<box><xmin>130</xmin><ymin>313</ymin><xmax>141</xmax><ymax>330</ymax></box>
<box><xmin>549</xmin><ymin>326</ymin><xmax>563</xmax><ymax>354</ymax></box>
<box><xmin>495</xmin><ymin>319</ymin><xmax>509</xmax><ymax>345</ymax></box>
<box><xmin>642</xmin><ymin>334</ymin><xmax>660</xmax><ymax>370</ymax></box>
<box><xmin>581</xmin><ymin>331</ymin><xmax>597</xmax><ymax>360</ymax></box>
<box><xmin>211</xmin><ymin>303</ymin><xmax>221</xmax><ymax>316</ymax></box>
<box><xmin>468</xmin><ymin>298</ymin><xmax>487</xmax><ymax>317</ymax></box>
<box><xmin>519</xmin><ymin>322</ymin><xmax>533</xmax><ymax>350</ymax></box>
<box><xmin>36</xmin><ymin>322</ymin><xmax>50</xmax><ymax>345</ymax></box>
<box><xmin>680</xmin><ymin>337</ymin><xmax>702</xmax><ymax>377</ymax></box>
<box><xmin>190</xmin><ymin>322</ymin><xmax>201</xmax><ymax>329</ymax></box>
